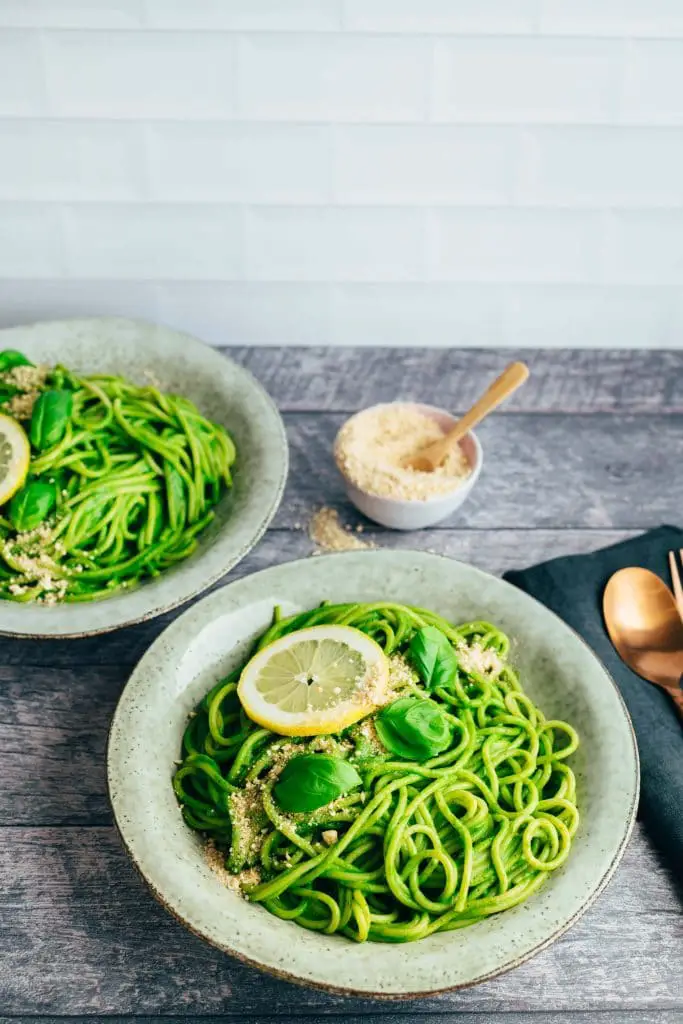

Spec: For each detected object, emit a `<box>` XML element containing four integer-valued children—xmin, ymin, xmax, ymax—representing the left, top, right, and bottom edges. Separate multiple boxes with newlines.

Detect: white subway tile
<box><xmin>430</xmin><ymin>209</ymin><xmax>601</xmax><ymax>283</ymax></box>
<box><xmin>246</xmin><ymin>207</ymin><xmax>426</xmax><ymax>281</ymax></box>
<box><xmin>0</xmin><ymin>121</ymin><xmax>146</xmax><ymax>200</ymax></box>
<box><xmin>43</xmin><ymin>31</ymin><xmax>237</xmax><ymax>118</ymax></box>
<box><xmin>238</xmin><ymin>35</ymin><xmax>430</xmax><ymax>121</ymax></box>
<box><xmin>605</xmin><ymin>212</ymin><xmax>683</xmax><ymax>285</ymax></box>
<box><xmin>503</xmin><ymin>286</ymin><xmax>677</xmax><ymax>348</ymax></box>
<box><xmin>519</xmin><ymin>127</ymin><xmax>683</xmax><ymax>207</ymax></box>
<box><xmin>0</xmin><ymin>31</ymin><xmax>46</xmax><ymax>115</ymax></box>
<box><xmin>148</xmin><ymin>123</ymin><xmax>331</xmax><ymax>202</ymax></box>
<box><xmin>433</xmin><ymin>38</ymin><xmax>622</xmax><ymax>123</ymax></box>
<box><xmin>334</xmin><ymin>125</ymin><xmax>515</xmax><ymax>204</ymax></box>
<box><xmin>331</xmin><ymin>283</ymin><xmax>502</xmax><ymax>346</ymax></box>
<box><xmin>63</xmin><ymin>204</ymin><xmax>243</xmax><ymax>278</ymax></box>
<box><xmin>144</xmin><ymin>0</ymin><xmax>341</xmax><ymax>30</ymax></box>
<box><xmin>0</xmin><ymin>205</ymin><xmax>64</xmax><ymax>277</ymax></box>
<box><xmin>0</xmin><ymin>1</ymin><xmax>143</xmax><ymax>27</ymax></box>
<box><xmin>623</xmin><ymin>41</ymin><xmax>683</xmax><ymax>125</ymax></box>
<box><xmin>0</xmin><ymin>280</ymin><xmax>162</xmax><ymax>328</ymax></box>
<box><xmin>540</xmin><ymin>0</ymin><xmax>683</xmax><ymax>37</ymax></box>
<box><xmin>156</xmin><ymin>282</ymin><xmax>332</xmax><ymax>345</ymax></box>
<box><xmin>343</xmin><ymin>0</ymin><xmax>536</xmax><ymax>33</ymax></box>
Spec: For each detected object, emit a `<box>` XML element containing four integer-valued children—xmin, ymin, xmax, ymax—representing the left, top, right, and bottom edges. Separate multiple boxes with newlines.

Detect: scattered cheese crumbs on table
<box><xmin>308</xmin><ymin>506</ymin><xmax>374</xmax><ymax>553</ymax></box>
<box><xmin>335</xmin><ymin>404</ymin><xmax>471</xmax><ymax>501</ymax></box>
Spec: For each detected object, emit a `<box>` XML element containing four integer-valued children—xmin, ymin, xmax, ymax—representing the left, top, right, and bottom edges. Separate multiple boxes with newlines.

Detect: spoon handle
<box><xmin>405</xmin><ymin>361</ymin><xmax>529</xmax><ymax>471</ymax></box>
<box><xmin>441</xmin><ymin>361</ymin><xmax>530</xmax><ymax>449</ymax></box>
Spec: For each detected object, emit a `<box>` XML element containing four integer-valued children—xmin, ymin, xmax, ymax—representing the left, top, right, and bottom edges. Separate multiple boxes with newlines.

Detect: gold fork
<box><xmin>668</xmin><ymin>549</ymin><xmax>683</xmax><ymax>623</ymax></box>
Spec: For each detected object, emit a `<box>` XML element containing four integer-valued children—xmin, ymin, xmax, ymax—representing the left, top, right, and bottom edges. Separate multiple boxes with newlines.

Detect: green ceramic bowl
<box><xmin>0</xmin><ymin>316</ymin><xmax>288</xmax><ymax>637</ymax></box>
<box><xmin>108</xmin><ymin>550</ymin><xmax>639</xmax><ymax>998</ymax></box>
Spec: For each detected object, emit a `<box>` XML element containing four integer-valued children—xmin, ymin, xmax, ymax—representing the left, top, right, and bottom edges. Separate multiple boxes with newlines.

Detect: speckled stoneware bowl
<box><xmin>0</xmin><ymin>316</ymin><xmax>288</xmax><ymax>638</ymax></box>
<box><xmin>108</xmin><ymin>550</ymin><xmax>639</xmax><ymax>999</ymax></box>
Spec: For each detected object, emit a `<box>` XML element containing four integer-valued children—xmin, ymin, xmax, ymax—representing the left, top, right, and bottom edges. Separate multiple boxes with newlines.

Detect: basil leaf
<box><xmin>0</xmin><ymin>349</ymin><xmax>33</xmax><ymax>372</ymax></box>
<box><xmin>0</xmin><ymin>382</ymin><xmax>19</xmax><ymax>404</ymax></box>
<box><xmin>274</xmin><ymin>754</ymin><xmax>362</xmax><ymax>813</ymax></box>
<box><xmin>9</xmin><ymin>480</ymin><xmax>57</xmax><ymax>532</ymax></box>
<box><xmin>375</xmin><ymin>697</ymin><xmax>453</xmax><ymax>762</ymax></box>
<box><xmin>30</xmin><ymin>389</ymin><xmax>73</xmax><ymax>451</ymax></box>
<box><xmin>409</xmin><ymin>625</ymin><xmax>458</xmax><ymax>691</ymax></box>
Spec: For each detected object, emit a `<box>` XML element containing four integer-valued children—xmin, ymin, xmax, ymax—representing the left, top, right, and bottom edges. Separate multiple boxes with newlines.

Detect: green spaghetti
<box><xmin>0</xmin><ymin>351</ymin><xmax>235</xmax><ymax>603</ymax></box>
<box><xmin>174</xmin><ymin>601</ymin><xmax>580</xmax><ymax>944</ymax></box>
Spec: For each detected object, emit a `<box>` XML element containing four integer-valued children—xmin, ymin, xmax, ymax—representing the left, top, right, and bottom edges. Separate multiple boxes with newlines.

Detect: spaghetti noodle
<box><xmin>174</xmin><ymin>602</ymin><xmax>579</xmax><ymax>944</ymax></box>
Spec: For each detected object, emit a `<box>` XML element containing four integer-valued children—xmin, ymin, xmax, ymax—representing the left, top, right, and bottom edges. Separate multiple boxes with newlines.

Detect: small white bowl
<box><xmin>335</xmin><ymin>402</ymin><xmax>483</xmax><ymax>531</ymax></box>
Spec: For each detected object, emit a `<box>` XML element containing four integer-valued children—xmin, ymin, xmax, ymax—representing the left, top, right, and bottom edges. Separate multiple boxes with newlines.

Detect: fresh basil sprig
<box><xmin>274</xmin><ymin>754</ymin><xmax>362</xmax><ymax>813</ymax></box>
<box><xmin>0</xmin><ymin>349</ymin><xmax>33</xmax><ymax>372</ymax></box>
<box><xmin>375</xmin><ymin>697</ymin><xmax>453</xmax><ymax>762</ymax></box>
<box><xmin>9</xmin><ymin>480</ymin><xmax>57</xmax><ymax>533</ymax></box>
<box><xmin>30</xmin><ymin>389</ymin><xmax>73</xmax><ymax>451</ymax></box>
<box><xmin>409</xmin><ymin>625</ymin><xmax>459</xmax><ymax>691</ymax></box>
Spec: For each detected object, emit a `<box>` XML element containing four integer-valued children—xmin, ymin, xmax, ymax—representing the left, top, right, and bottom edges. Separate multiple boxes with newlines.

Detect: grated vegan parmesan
<box><xmin>457</xmin><ymin>642</ymin><xmax>505</xmax><ymax>677</ymax></box>
<box><xmin>205</xmin><ymin>839</ymin><xmax>261</xmax><ymax>894</ymax></box>
<box><xmin>308</xmin><ymin>506</ymin><xmax>374</xmax><ymax>553</ymax></box>
<box><xmin>335</xmin><ymin>404</ymin><xmax>472</xmax><ymax>502</ymax></box>
<box><xmin>1</xmin><ymin>364</ymin><xmax>49</xmax><ymax>420</ymax></box>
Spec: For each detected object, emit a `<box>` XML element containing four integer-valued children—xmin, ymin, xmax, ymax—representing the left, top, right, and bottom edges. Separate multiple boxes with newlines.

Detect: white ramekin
<box><xmin>334</xmin><ymin>402</ymin><xmax>483</xmax><ymax>531</ymax></box>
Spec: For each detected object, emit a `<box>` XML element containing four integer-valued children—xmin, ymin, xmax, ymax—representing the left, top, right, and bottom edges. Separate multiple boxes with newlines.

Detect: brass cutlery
<box><xmin>603</xmin><ymin>566</ymin><xmax>683</xmax><ymax>717</ymax></box>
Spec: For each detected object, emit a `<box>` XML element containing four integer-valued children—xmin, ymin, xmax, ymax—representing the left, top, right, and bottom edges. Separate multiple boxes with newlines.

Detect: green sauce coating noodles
<box><xmin>174</xmin><ymin>602</ymin><xmax>580</xmax><ymax>944</ymax></box>
<box><xmin>0</xmin><ymin>364</ymin><xmax>235</xmax><ymax>603</ymax></box>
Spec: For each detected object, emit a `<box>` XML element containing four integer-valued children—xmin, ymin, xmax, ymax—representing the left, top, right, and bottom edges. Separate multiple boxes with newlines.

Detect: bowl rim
<box><xmin>334</xmin><ymin>400</ymin><xmax>483</xmax><ymax>509</ymax></box>
<box><xmin>0</xmin><ymin>316</ymin><xmax>289</xmax><ymax>638</ymax></box>
<box><xmin>107</xmin><ymin>549</ymin><xmax>639</xmax><ymax>999</ymax></box>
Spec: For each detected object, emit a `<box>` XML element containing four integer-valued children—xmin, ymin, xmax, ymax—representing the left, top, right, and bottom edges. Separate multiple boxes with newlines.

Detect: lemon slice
<box><xmin>0</xmin><ymin>413</ymin><xmax>30</xmax><ymax>506</ymax></box>
<box><xmin>237</xmin><ymin>624</ymin><xmax>389</xmax><ymax>736</ymax></box>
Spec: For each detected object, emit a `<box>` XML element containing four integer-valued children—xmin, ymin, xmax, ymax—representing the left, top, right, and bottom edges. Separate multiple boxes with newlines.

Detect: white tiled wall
<box><xmin>0</xmin><ymin>1</ymin><xmax>682</xmax><ymax>348</ymax></box>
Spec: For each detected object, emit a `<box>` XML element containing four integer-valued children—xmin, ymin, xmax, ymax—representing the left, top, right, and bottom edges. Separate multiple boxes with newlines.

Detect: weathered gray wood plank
<box><xmin>275</xmin><ymin>413</ymin><xmax>682</xmax><ymax>531</ymax></box>
<box><xmin>0</xmin><ymin>824</ymin><xmax>679</xmax><ymax>1015</ymax></box>
<box><xmin>1</xmin><ymin>1015</ymin><xmax>679</xmax><ymax>1024</ymax></box>
<box><xmin>0</xmin><ymin>528</ymin><xmax>634</xmax><ymax>671</ymax></box>
<box><xmin>228</xmin><ymin>347</ymin><xmax>683</xmax><ymax>414</ymax></box>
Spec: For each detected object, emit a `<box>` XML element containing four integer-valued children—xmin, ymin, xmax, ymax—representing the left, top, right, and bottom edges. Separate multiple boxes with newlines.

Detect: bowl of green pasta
<box><xmin>108</xmin><ymin>550</ymin><xmax>638</xmax><ymax>998</ymax></box>
<box><xmin>0</xmin><ymin>316</ymin><xmax>288</xmax><ymax>637</ymax></box>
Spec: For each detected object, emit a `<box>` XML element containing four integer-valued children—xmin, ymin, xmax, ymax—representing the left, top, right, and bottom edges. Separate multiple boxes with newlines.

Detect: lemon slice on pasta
<box><xmin>0</xmin><ymin>413</ymin><xmax>30</xmax><ymax>506</ymax></box>
<box><xmin>238</xmin><ymin>624</ymin><xmax>389</xmax><ymax>737</ymax></box>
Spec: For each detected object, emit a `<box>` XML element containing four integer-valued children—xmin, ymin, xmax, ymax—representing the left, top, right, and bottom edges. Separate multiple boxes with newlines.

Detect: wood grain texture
<box><xmin>0</xmin><ymin>346</ymin><xmax>681</xmax><ymax>1022</ymax></box>
<box><xmin>228</xmin><ymin>347</ymin><xmax>683</xmax><ymax>414</ymax></box>
<box><xmin>0</xmin><ymin>528</ymin><xmax>635</xmax><ymax>670</ymax></box>
<box><xmin>1</xmin><ymin>1016</ymin><xmax>680</xmax><ymax>1024</ymax></box>
<box><xmin>274</xmin><ymin>413</ymin><xmax>682</xmax><ymax>530</ymax></box>
<box><xmin>0</xmin><ymin>825</ymin><xmax>680</xmax><ymax>1015</ymax></box>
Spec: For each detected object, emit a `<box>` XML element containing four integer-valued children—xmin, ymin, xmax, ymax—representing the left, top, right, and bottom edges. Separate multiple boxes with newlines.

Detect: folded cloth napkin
<box><xmin>504</xmin><ymin>525</ymin><xmax>683</xmax><ymax>874</ymax></box>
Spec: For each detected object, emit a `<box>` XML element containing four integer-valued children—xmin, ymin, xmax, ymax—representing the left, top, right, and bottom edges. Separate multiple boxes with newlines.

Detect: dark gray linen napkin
<box><xmin>504</xmin><ymin>525</ymin><xmax>683</xmax><ymax>873</ymax></box>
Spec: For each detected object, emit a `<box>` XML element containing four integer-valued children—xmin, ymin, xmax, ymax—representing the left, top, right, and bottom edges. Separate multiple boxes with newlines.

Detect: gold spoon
<box><xmin>404</xmin><ymin>361</ymin><xmax>530</xmax><ymax>472</ymax></box>
<box><xmin>603</xmin><ymin>566</ymin><xmax>683</xmax><ymax>716</ymax></box>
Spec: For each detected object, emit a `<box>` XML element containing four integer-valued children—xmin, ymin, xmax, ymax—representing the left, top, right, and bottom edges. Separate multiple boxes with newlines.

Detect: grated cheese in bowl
<box><xmin>333</xmin><ymin>402</ymin><xmax>482</xmax><ymax>531</ymax></box>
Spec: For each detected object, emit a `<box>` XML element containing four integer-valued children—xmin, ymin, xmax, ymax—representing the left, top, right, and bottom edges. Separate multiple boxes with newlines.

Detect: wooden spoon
<box><xmin>603</xmin><ymin>566</ymin><xmax>683</xmax><ymax>716</ymax></box>
<box><xmin>404</xmin><ymin>362</ymin><xmax>530</xmax><ymax>472</ymax></box>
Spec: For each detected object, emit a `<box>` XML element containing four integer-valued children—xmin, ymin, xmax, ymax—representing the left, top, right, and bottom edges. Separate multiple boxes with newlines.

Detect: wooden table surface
<box><xmin>1</xmin><ymin>347</ymin><xmax>682</xmax><ymax>1024</ymax></box>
